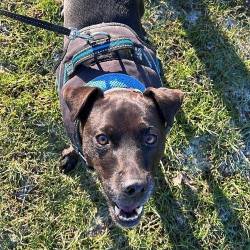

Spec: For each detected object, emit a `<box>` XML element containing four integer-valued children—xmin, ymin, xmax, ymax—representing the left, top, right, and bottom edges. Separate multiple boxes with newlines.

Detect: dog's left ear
<box><xmin>144</xmin><ymin>87</ymin><xmax>184</xmax><ymax>127</ymax></box>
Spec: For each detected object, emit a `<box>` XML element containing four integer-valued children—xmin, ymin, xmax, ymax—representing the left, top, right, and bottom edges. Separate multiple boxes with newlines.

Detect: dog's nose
<box><xmin>124</xmin><ymin>182</ymin><xmax>146</xmax><ymax>196</ymax></box>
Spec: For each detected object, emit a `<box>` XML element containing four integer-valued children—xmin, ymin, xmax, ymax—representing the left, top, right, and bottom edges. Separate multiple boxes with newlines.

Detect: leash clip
<box><xmin>69</xmin><ymin>28</ymin><xmax>111</xmax><ymax>42</ymax></box>
<box><xmin>69</xmin><ymin>28</ymin><xmax>93</xmax><ymax>41</ymax></box>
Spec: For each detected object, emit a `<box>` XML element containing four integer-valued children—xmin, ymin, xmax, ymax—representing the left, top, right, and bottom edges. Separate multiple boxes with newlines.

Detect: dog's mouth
<box><xmin>103</xmin><ymin>179</ymin><xmax>154</xmax><ymax>228</ymax></box>
<box><xmin>115</xmin><ymin>203</ymin><xmax>143</xmax><ymax>221</ymax></box>
<box><xmin>109</xmin><ymin>202</ymin><xmax>144</xmax><ymax>228</ymax></box>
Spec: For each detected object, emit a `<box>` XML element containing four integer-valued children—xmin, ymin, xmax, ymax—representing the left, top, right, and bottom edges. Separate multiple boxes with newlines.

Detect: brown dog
<box><xmin>58</xmin><ymin>0</ymin><xmax>184</xmax><ymax>228</ymax></box>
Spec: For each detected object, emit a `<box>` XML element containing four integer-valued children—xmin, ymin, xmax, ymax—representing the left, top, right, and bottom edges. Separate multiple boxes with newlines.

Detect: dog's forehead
<box><xmin>87</xmin><ymin>90</ymin><xmax>158</xmax><ymax>131</ymax></box>
<box><xmin>96</xmin><ymin>90</ymin><xmax>152</xmax><ymax>113</ymax></box>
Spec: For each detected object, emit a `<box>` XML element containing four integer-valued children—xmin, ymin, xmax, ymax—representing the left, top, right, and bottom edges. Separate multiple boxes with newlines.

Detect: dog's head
<box><xmin>63</xmin><ymin>84</ymin><xmax>183</xmax><ymax>228</ymax></box>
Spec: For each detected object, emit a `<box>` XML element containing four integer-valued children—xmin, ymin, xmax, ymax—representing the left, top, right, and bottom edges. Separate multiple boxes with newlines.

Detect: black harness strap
<box><xmin>0</xmin><ymin>9</ymin><xmax>71</xmax><ymax>36</ymax></box>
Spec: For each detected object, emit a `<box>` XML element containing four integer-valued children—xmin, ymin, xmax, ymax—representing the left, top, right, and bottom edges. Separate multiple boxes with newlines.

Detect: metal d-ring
<box><xmin>91</xmin><ymin>31</ymin><xmax>111</xmax><ymax>41</ymax></box>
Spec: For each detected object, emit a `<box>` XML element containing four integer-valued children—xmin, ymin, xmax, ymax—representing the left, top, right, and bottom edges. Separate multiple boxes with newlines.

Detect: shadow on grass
<box><xmin>153</xmin><ymin>0</ymin><xmax>250</xmax><ymax>247</ymax></box>
<box><xmin>176</xmin><ymin>110</ymin><xmax>196</xmax><ymax>141</ymax></box>
<box><xmin>154</xmin><ymin>168</ymin><xmax>249</xmax><ymax>249</ymax></box>
<box><xmin>68</xmin><ymin>164</ymin><xmax>131</xmax><ymax>249</ymax></box>
<box><xmin>204</xmin><ymin>171</ymin><xmax>250</xmax><ymax>249</ymax></box>
<box><xmin>153</xmin><ymin>168</ymin><xmax>202</xmax><ymax>249</ymax></box>
<box><xmin>180</xmin><ymin>171</ymin><xmax>249</xmax><ymax>249</ymax></box>
<box><xmin>168</xmin><ymin>0</ymin><xmax>250</xmax><ymax>142</ymax></box>
<box><xmin>169</xmin><ymin>1</ymin><xmax>249</xmax><ymax>245</ymax></box>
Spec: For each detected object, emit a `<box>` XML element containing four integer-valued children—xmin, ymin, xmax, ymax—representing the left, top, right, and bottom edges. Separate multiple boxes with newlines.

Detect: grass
<box><xmin>0</xmin><ymin>0</ymin><xmax>249</xmax><ymax>249</ymax></box>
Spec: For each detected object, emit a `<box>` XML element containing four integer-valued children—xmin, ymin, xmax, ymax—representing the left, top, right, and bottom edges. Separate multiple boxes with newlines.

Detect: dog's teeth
<box><xmin>115</xmin><ymin>205</ymin><xmax>142</xmax><ymax>222</ymax></box>
<box><xmin>136</xmin><ymin>206</ymin><xmax>143</xmax><ymax>215</ymax></box>
<box><xmin>119</xmin><ymin>214</ymin><xmax>139</xmax><ymax>222</ymax></box>
<box><xmin>122</xmin><ymin>216</ymin><xmax>129</xmax><ymax>221</ymax></box>
<box><xmin>131</xmin><ymin>215</ymin><xmax>139</xmax><ymax>220</ymax></box>
<box><xmin>119</xmin><ymin>215</ymin><xmax>127</xmax><ymax>221</ymax></box>
<box><xmin>115</xmin><ymin>205</ymin><xmax>121</xmax><ymax>215</ymax></box>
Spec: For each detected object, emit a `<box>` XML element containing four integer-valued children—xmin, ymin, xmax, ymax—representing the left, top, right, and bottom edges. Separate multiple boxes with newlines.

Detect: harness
<box><xmin>57</xmin><ymin>22</ymin><xmax>163</xmax><ymax>91</ymax></box>
<box><xmin>56</xmin><ymin>23</ymin><xmax>163</xmax><ymax>166</ymax></box>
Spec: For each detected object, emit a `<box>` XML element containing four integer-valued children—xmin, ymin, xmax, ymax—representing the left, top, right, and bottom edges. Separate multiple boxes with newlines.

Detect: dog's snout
<box><xmin>124</xmin><ymin>181</ymin><xmax>146</xmax><ymax>196</ymax></box>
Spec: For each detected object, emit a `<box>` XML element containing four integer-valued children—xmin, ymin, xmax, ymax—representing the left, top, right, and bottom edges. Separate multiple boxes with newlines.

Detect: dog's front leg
<box><xmin>59</xmin><ymin>145</ymin><xmax>79</xmax><ymax>173</ymax></box>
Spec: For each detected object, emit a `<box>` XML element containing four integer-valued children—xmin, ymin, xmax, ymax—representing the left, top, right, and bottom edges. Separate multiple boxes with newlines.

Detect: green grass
<box><xmin>0</xmin><ymin>0</ymin><xmax>250</xmax><ymax>249</ymax></box>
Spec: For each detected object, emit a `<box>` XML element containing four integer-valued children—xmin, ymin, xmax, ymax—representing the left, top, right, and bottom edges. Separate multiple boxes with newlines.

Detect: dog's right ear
<box><xmin>62</xmin><ymin>84</ymin><xmax>103</xmax><ymax>121</ymax></box>
<box><xmin>144</xmin><ymin>87</ymin><xmax>184</xmax><ymax>127</ymax></box>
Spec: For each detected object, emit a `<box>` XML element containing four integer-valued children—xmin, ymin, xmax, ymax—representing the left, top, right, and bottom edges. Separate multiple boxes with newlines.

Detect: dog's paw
<box><xmin>59</xmin><ymin>146</ymin><xmax>79</xmax><ymax>173</ymax></box>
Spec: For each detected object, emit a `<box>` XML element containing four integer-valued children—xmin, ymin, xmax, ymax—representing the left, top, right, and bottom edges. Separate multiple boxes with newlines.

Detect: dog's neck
<box><xmin>64</xmin><ymin>0</ymin><xmax>146</xmax><ymax>40</ymax></box>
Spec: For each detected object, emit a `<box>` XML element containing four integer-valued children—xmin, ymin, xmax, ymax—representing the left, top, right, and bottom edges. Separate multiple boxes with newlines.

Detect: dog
<box><xmin>58</xmin><ymin>0</ymin><xmax>184</xmax><ymax>228</ymax></box>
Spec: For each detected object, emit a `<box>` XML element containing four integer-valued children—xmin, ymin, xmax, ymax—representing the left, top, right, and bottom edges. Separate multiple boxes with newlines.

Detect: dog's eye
<box><xmin>144</xmin><ymin>134</ymin><xmax>157</xmax><ymax>145</ymax></box>
<box><xmin>96</xmin><ymin>134</ymin><xmax>109</xmax><ymax>145</ymax></box>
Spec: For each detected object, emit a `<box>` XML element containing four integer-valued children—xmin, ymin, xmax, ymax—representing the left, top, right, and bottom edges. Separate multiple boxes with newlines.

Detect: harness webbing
<box><xmin>63</xmin><ymin>38</ymin><xmax>135</xmax><ymax>84</ymax></box>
